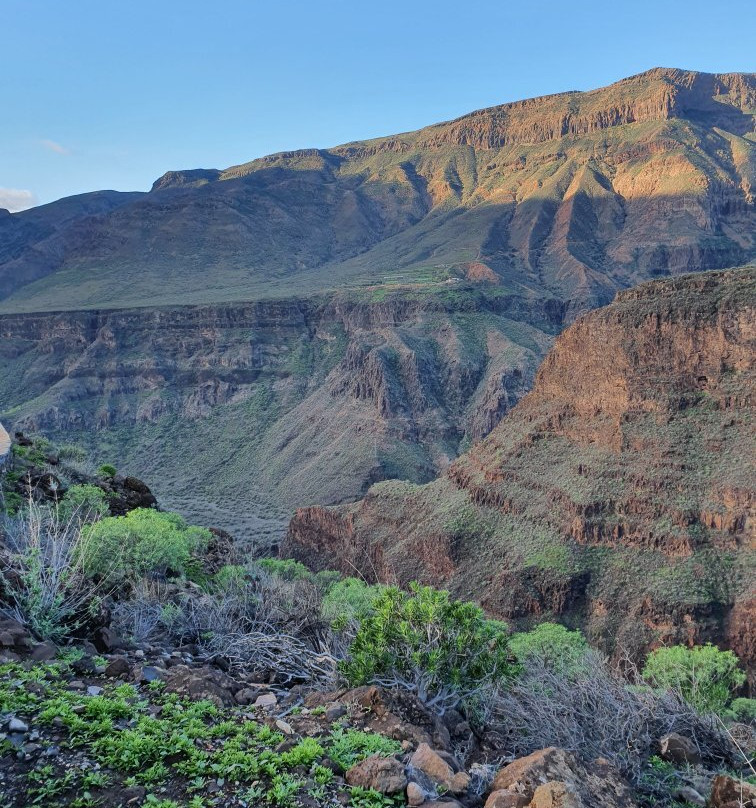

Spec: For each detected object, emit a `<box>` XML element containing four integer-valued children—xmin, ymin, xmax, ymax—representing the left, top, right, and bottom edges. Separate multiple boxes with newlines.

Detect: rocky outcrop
<box><xmin>2</xmin><ymin>432</ymin><xmax>158</xmax><ymax>516</ymax></box>
<box><xmin>419</xmin><ymin>70</ymin><xmax>755</xmax><ymax>151</ymax></box>
<box><xmin>487</xmin><ymin>748</ymin><xmax>638</xmax><ymax>808</ymax></box>
<box><xmin>285</xmin><ymin>268</ymin><xmax>756</xmax><ymax>673</ymax></box>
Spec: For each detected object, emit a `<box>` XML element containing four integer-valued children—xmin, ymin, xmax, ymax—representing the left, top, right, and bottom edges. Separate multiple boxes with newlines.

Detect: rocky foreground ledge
<box><xmin>1</xmin><ymin>623</ymin><xmax>754</xmax><ymax>808</ymax></box>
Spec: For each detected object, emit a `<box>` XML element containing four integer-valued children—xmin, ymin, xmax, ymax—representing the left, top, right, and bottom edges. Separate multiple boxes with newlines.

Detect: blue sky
<box><xmin>2</xmin><ymin>0</ymin><xmax>754</xmax><ymax>210</ymax></box>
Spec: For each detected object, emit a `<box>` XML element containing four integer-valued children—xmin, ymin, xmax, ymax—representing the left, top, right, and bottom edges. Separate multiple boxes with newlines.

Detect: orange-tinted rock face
<box><xmin>285</xmin><ymin>268</ymin><xmax>756</xmax><ymax>678</ymax></box>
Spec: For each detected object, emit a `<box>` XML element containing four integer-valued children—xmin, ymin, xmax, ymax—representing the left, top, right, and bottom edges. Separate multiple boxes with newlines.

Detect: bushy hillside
<box><xmin>0</xmin><ymin>442</ymin><xmax>753</xmax><ymax>807</ymax></box>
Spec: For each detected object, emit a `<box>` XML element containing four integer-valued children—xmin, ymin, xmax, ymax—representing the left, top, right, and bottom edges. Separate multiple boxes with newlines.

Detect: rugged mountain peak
<box><xmin>1</xmin><ymin>68</ymin><xmax>753</xmax><ymax>315</ymax></box>
<box><xmin>373</xmin><ymin>68</ymin><xmax>756</xmax><ymax>152</ymax></box>
<box><xmin>151</xmin><ymin>168</ymin><xmax>222</xmax><ymax>191</ymax></box>
<box><xmin>284</xmin><ymin>267</ymin><xmax>756</xmax><ymax>669</ymax></box>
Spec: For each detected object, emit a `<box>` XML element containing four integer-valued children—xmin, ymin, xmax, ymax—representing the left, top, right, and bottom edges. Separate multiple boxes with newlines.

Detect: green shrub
<box><xmin>1</xmin><ymin>490</ymin><xmax>23</xmax><ymax>515</ymax></box>
<box><xmin>57</xmin><ymin>444</ymin><xmax>87</xmax><ymax>462</ymax></box>
<box><xmin>0</xmin><ymin>501</ymin><xmax>105</xmax><ymax>641</ymax></box>
<box><xmin>212</xmin><ymin>564</ymin><xmax>248</xmax><ymax>591</ymax></box>
<box><xmin>97</xmin><ymin>464</ymin><xmax>117</xmax><ymax>478</ymax></box>
<box><xmin>728</xmin><ymin>697</ymin><xmax>756</xmax><ymax>724</ymax></box>
<box><xmin>341</xmin><ymin>582</ymin><xmax>515</xmax><ymax>713</ymax></box>
<box><xmin>58</xmin><ymin>484</ymin><xmax>109</xmax><ymax>523</ymax></box>
<box><xmin>257</xmin><ymin>558</ymin><xmax>313</xmax><ymax>582</ymax></box>
<box><xmin>509</xmin><ymin>622</ymin><xmax>589</xmax><ymax>676</ymax></box>
<box><xmin>321</xmin><ymin>577</ymin><xmax>388</xmax><ymax>629</ymax></box>
<box><xmin>314</xmin><ymin>569</ymin><xmax>342</xmax><ymax>590</ymax></box>
<box><xmin>642</xmin><ymin>644</ymin><xmax>746</xmax><ymax>715</ymax></box>
<box><xmin>81</xmin><ymin>509</ymin><xmax>211</xmax><ymax>582</ymax></box>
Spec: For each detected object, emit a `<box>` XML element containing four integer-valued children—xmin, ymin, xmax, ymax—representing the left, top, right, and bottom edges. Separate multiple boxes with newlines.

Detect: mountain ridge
<box><xmin>1</xmin><ymin>67</ymin><xmax>754</xmax><ymax>543</ymax></box>
<box><xmin>1</xmin><ymin>67</ymin><xmax>754</xmax><ymax>316</ymax></box>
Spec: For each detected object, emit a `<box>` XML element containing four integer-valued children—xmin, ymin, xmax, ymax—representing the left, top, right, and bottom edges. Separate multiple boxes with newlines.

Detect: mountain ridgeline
<box><xmin>0</xmin><ymin>67</ymin><xmax>754</xmax><ymax>539</ymax></box>
<box><xmin>1</xmin><ymin>69</ymin><xmax>754</xmax><ymax>316</ymax></box>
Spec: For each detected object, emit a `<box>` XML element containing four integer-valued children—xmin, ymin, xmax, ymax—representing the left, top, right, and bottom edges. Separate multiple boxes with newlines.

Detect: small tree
<box><xmin>642</xmin><ymin>644</ymin><xmax>746</xmax><ymax>715</ymax></box>
<box><xmin>509</xmin><ymin>622</ymin><xmax>589</xmax><ymax>676</ymax></box>
<box><xmin>341</xmin><ymin>582</ymin><xmax>514</xmax><ymax>714</ymax></box>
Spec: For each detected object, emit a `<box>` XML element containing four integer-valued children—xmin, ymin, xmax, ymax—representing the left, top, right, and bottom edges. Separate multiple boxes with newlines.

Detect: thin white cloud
<box><xmin>40</xmin><ymin>138</ymin><xmax>71</xmax><ymax>155</ymax></box>
<box><xmin>0</xmin><ymin>188</ymin><xmax>38</xmax><ymax>213</ymax></box>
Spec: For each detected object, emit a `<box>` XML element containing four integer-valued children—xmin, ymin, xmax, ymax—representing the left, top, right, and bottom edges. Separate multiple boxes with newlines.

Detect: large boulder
<box><xmin>163</xmin><ymin>665</ymin><xmax>238</xmax><ymax>707</ymax></box>
<box><xmin>708</xmin><ymin>775</ymin><xmax>756</xmax><ymax>808</ymax></box>
<box><xmin>345</xmin><ymin>755</ymin><xmax>407</xmax><ymax>795</ymax></box>
<box><xmin>490</xmin><ymin>748</ymin><xmax>637</xmax><ymax>808</ymax></box>
<box><xmin>529</xmin><ymin>782</ymin><xmax>581</xmax><ymax>808</ymax></box>
<box><xmin>409</xmin><ymin>742</ymin><xmax>469</xmax><ymax>795</ymax></box>
<box><xmin>485</xmin><ymin>791</ymin><xmax>530</xmax><ymax>807</ymax></box>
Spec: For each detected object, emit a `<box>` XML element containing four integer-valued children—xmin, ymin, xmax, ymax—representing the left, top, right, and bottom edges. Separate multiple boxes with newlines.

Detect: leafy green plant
<box><xmin>321</xmin><ymin>577</ymin><xmax>388</xmax><ymax>629</ymax></box>
<box><xmin>257</xmin><ymin>557</ymin><xmax>313</xmax><ymax>581</ymax></box>
<box><xmin>97</xmin><ymin>464</ymin><xmax>117</xmax><ymax>478</ymax></box>
<box><xmin>58</xmin><ymin>484</ymin><xmax>109</xmax><ymax>523</ymax></box>
<box><xmin>268</xmin><ymin>773</ymin><xmax>303</xmax><ymax>806</ymax></box>
<box><xmin>348</xmin><ymin>786</ymin><xmax>404</xmax><ymax>807</ymax></box>
<box><xmin>1</xmin><ymin>490</ymin><xmax>23</xmax><ymax>515</ymax></box>
<box><xmin>643</xmin><ymin>644</ymin><xmax>747</xmax><ymax>715</ymax></box>
<box><xmin>509</xmin><ymin>622</ymin><xmax>589</xmax><ymax>676</ymax></box>
<box><xmin>312</xmin><ymin>764</ymin><xmax>334</xmax><ymax>785</ymax></box>
<box><xmin>144</xmin><ymin>798</ymin><xmax>180</xmax><ymax>808</ymax></box>
<box><xmin>341</xmin><ymin>582</ymin><xmax>514</xmax><ymax>713</ymax></box>
<box><xmin>81</xmin><ymin>508</ymin><xmax>211</xmax><ymax>582</ymax></box>
<box><xmin>57</xmin><ymin>647</ymin><xmax>85</xmax><ymax>664</ymax></box>
<box><xmin>726</xmin><ymin>697</ymin><xmax>756</xmax><ymax>724</ymax></box>
<box><xmin>81</xmin><ymin>771</ymin><xmax>110</xmax><ymax>788</ymax></box>
<box><xmin>280</xmin><ymin>737</ymin><xmax>323</xmax><ymax>767</ymax></box>
<box><xmin>327</xmin><ymin>727</ymin><xmax>402</xmax><ymax>772</ymax></box>
<box><xmin>26</xmin><ymin>765</ymin><xmax>76</xmax><ymax>805</ymax></box>
<box><xmin>211</xmin><ymin>564</ymin><xmax>248</xmax><ymax>591</ymax></box>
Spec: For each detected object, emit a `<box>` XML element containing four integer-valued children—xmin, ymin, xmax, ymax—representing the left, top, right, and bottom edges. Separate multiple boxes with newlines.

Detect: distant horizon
<box><xmin>3</xmin><ymin>0</ymin><xmax>755</xmax><ymax>210</ymax></box>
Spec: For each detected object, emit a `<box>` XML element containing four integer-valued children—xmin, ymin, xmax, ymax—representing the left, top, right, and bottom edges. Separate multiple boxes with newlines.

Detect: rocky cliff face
<box><xmin>0</xmin><ymin>285</ymin><xmax>560</xmax><ymax>540</ymax></box>
<box><xmin>1</xmin><ymin>69</ymin><xmax>754</xmax><ymax>317</ymax></box>
<box><xmin>284</xmin><ymin>268</ymin><xmax>756</xmax><ymax>677</ymax></box>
